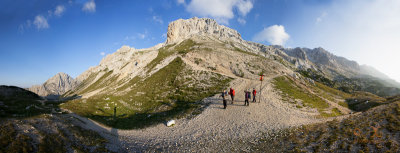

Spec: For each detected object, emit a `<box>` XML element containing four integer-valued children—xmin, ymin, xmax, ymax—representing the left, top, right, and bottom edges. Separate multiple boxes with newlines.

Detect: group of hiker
<box><xmin>220</xmin><ymin>87</ymin><xmax>258</xmax><ymax>109</ymax></box>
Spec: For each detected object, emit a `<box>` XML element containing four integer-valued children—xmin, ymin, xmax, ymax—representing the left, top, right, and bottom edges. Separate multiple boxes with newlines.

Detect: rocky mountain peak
<box><xmin>285</xmin><ymin>47</ymin><xmax>308</xmax><ymax>60</ymax></box>
<box><xmin>44</xmin><ymin>72</ymin><xmax>74</xmax><ymax>86</ymax></box>
<box><xmin>166</xmin><ymin>17</ymin><xmax>243</xmax><ymax>44</ymax></box>
<box><xmin>29</xmin><ymin>72</ymin><xmax>77</xmax><ymax>99</ymax></box>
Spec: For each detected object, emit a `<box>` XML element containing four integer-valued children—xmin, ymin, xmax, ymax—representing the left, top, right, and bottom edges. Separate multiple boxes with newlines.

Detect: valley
<box><xmin>1</xmin><ymin>17</ymin><xmax>400</xmax><ymax>152</ymax></box>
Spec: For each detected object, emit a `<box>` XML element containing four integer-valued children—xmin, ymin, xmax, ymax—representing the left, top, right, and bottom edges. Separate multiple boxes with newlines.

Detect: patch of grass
<box><xmin>339</xmin><ymin>101</ymin><xmax>349</xmax><ymax>108</ymax></box>
<box><xmin>8</xmin><ymin>134</ymin><xmax>34</xmax><ymax>153</ymax></box>
<box><xmin>78</xmin><ymin>70</ymin><xmax>118</xmax><ymax>95</ymax></box>
<box><xmin>273</xmin><ymin>76</ymin><xmax>329</xmax><ymax>111</ymax></box>
<box><xmin>273</xmin><ymin>55</ymin><xmax>294</xmax><ymax>68</ymax></box>
<box><xmin>297</xmin><ymin>68</ymin><xmax>335</xmax><ymax>87</ymax></box>
<box><xmin>0</xmin><ymin>86</ymin><xmax>64</xmax><ymax>118</ymax></box>
<box><xmin>146</xmin><ymin>39</ymin><xmax>197</xmax><ymax>72</ymax></box>
<box><xmin>238</xmin><ymin>69</ymin><xmax>244</xmax><ymax>78</ymax></box>
<box><xmin>315</xmin><ymin>82</ymin><xmax>352</xmax><ymax>99</ymax></box>
<box><xmin>38</xmin><ymin>134</ymin><xmax>66</xmax><ymax>153</ymax></box>
<box><xmin>298</xmin><ymin>68</ymin><xmax>400</xmax><ymax>97</ymax></box>
<box><xmin>63</xmin><ymin>57</ymin><xmax>233</xmax><ymax>129</ymax></box>
<box><xmin>0</xmin><ymin>122</ymin><xmax>34</xmax><ymax>153</ymax></box>
<box><xmin>0</xmin><ymin>122</ymin><xmax>17</xmax><ymax>151</ymax></box>
<box><xmin>320</xmin><ymin>108</ymin><xmax>342</xmax><ymax>117</ymax></box>
<box><xmin>62</xmin><ymin>71</ymin><xmax>101</xmax><ymax>98</ymax></box>
<box><xmin>145</xmin><ymin>43</ymin><xmax>175</xmax><ymax>72</ymax></box>
<box><xmin>233</xmin><ymin>46</ymin><xmax>260</xmax><ymax>57</ymax></box>
<box><xmin>207</xmin><ymin>66</ymin><xmax>216</xmax><ymax>71</ymax></box>
<box><xmin>345</xmin><ymin>91</ymin><xmax>386</xmax><ymax>112</ymax></box>
<box><xmin>116</xmin><ymin>76</ymin><xmax>142</xmax><ymax>92</ymax></box>
<box><xmin>0</xmin><ymin>115</ymin><xmax>110</xmax><ymax>153</ymax></box>
<box><xmin>252</xmin><ymin>101</ymin><xmax>400</xmax><ymax>152</ymax></box>
<box><xmin>202</xmin><ymin>47</ymin><xmax>213</xmax><ymax>52</ymax></box>
<box><xmin>194</xmin><ymin>58</ymin><xmax>202</xmax><ymax>65</ymax></box>
<box><xmin>175</xmin><ymin>39</ymin><xmax>197</xmax><ymax>55</ymax></box>
<box><xmin>65</xmin><ymin>126</ymin><xmax>109</xmax><ymax>152</ymax></box>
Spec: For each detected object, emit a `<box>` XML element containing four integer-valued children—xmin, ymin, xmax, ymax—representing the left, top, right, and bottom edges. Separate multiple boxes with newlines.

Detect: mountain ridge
<box><xmin>166</xmin><ymin>17</ymin><xmax>243</xmax><ymax>44</ymax></box>
<box><xmin>29</xmin><ymin>17</ymin><xmax>400</xmax><ymax>100</ymax></box>
<box><xmin>3</xmin><ymin>17</ymin><xmax>400</xmax><ymax>152</ymax></box>
<box><xmin>29</xmin><ymin>72</ymin><xmax>77</xmax><ymax>100</ymax></box>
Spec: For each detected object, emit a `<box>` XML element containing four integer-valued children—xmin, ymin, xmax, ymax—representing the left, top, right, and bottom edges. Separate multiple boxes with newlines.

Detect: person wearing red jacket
<box><xmin>252</xmin><ymin>88</ymin><xmax>257</xmax><ymax>102</ymax></box>
<box><xmin>229</xmin><ymin>88</ymin><xmax>235</xmax><ymax>104</ymax></box>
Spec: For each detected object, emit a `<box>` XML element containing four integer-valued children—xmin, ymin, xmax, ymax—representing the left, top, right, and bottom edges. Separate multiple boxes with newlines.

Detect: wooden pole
<box><xmin>259</xmin><ymin>79</ymin><xmax>262</xmax><ymax>103</ymax></box>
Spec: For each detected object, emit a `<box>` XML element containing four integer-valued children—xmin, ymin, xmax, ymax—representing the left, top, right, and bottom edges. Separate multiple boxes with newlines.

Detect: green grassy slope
<box><xmin>298</xmin><ymin>68</ymin><xmax>400</xmax><ymax>97</ymax></box>
<box><xmin>273</xmin><ymin>76</ymin><xmax>342</xmax><ymax>117</ymax></box>
<box><xmin>252</xmin><ymin>101</ymin><xmax>400</xmax><ymax>152</ymax></box>
<box><xmin>62</xmin><ymin>57</ymin><xmax>232</xmax><ymax>129</ymax></box>
<box><xmin>0</xmin><ymin>86</ymin><xmax>63</xmax><ymax>118</ymax></box>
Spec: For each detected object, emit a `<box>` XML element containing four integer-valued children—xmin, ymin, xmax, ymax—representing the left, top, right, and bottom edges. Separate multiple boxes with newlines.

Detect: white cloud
<box><xmin>100</xmin><ymin>52</ymin><xmax>105</xmax><ymax>56</ymax></box>
<box><xmin>253</xmin><ymin>25</ymin><xmax>290</xmax><ymax>46</ymax></box>
<box><xmin>54</xmin><ymin>5</ymin><xmax>65</xmax><ymax>17</ymax></box>
<box><xmin>315</xmin><ymin>11</ymin><xmax>327</xmax><ymax>24</ymax></box>
<box><xmin>185</xmin><ymin>0</ymin><xmax>253</xmax><ymax>25</ymax></box>
<box><xmin>18</xmin><ymin>25</ymin><xmax>25</xmax><ymax>34</ymax></box>
<box><xmin>162</xmin><ymin>33</ymin><xmax>167</xmax><ymax>38</ymax></box>
<box><xmin>152</xmin><ymin>16</ymin><xmax>163</xmax><ymax>24</ymax></box>
<box><xmin>33</xmin><ymin>15</ymin><xmax>49</xmax><ymax>29</ymax></box>
<box><xmin>237</xmin><ymin>18</ymin><xmax>246</xmax><ymax>24</ymax></box>
<box><xmin>83</xmin><ymin>0</ymin><xmax>96</xmax><ymax>13</ymax></box>
<box><xmin>19</xmin><ymin>4</ymin><xmax>67</xmax><ymax>32</ymax></box>
<box><xmin>137</xmin><ymin>30</ymin><xmax>148</xmax><ymax>39</ymax></box>
<box><xmin>236</xmin><ymin>0</ymin><xmax>253</xmax><ymax>16</ymax></box>
<box><xmin>18</xmin><ymin>20</ymin><xmax>32</xmax><ymax>34</ymax></box>
<box><xmin>124</xmin><ymin>35</ymin><xmax>135</xmax><ymax>40</ymax></box>
<box><xmin>177</xmin><ymin>0</ymin><xmax>185</xmax><ymax>5</ymax></box>
<box><xmin>138</xmin><ymin>33</ymin><xmax>146</xmax><ymax>39</ymax></box>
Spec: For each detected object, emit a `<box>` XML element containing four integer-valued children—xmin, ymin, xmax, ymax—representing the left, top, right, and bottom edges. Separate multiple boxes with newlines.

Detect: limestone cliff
<box><xmin>29</xmin><ymin>72</ymin><xmax>77</xmax><ymax>99</ymax></box>
<box><xmin>166</xmin><ymin>17</ymin><xmax>243</xmax><ymax>44</ymax></box>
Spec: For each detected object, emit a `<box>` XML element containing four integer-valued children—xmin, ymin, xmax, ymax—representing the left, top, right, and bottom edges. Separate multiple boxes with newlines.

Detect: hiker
<box><xmin>229</xmin><ymin>88</ymin><xmax>235</xmax><ymax>104</ymax></box>
<box><xmin>252</xmin><ymin>88</ymin><xmax>257</xmax><ymax>102</ymax></box>
<box><xmin>220</xmin><ymin>90</ymin><xmax>228</xmax><ymax>109</ymax></box>
<box><xmin>244</xmin><ymin>90</ymin><xmax>250</xmax><ymax>106</ymax></box>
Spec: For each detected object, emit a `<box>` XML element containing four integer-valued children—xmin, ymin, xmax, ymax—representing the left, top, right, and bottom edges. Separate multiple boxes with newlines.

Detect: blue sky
<box><xmin>1</xmin><ymin>0</ymin><xmax>400</xmax><ymax>87</ymax></box>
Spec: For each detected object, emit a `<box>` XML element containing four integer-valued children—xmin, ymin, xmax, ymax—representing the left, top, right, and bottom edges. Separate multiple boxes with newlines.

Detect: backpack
<box><xmin>247</xmin><ymin>92</ymin><xmax>251</xmax><ymax>99</ymax></box>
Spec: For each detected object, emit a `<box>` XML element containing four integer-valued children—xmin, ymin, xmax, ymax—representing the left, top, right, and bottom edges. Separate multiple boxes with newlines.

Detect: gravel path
<box><xmin>71</xmin><ymin>76</ymin><xmax>323</xmax><ymax>152</ymax></box>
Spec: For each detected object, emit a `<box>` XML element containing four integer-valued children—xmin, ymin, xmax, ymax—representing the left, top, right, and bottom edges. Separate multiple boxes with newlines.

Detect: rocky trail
<box><xmin>69</xmin><ymin>75</ymin><xmax>324</xmax><ymax>152</ymax></box>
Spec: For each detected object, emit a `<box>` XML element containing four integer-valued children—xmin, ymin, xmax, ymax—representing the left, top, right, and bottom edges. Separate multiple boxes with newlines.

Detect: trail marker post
<box><xmin>259</xmin><ymin>74</ymin><xmax>264</xmax><ymax>103</ymax></box>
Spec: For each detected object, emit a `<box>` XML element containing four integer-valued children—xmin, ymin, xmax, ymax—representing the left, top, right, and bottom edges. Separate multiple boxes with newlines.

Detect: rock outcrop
<box><xmin>29</xmin><ymin>72</ymin><xmax>77</xmax><ymax>99</ymax></box>
<box><xmin>166</xmin><ymin>17</ymin><xmax>243</xmax><ymax>44</ymax></box>
<box><xmin>282</xmin><ymin>47</ymin><xmax>360</xmax><ymax>78</ymax></box>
